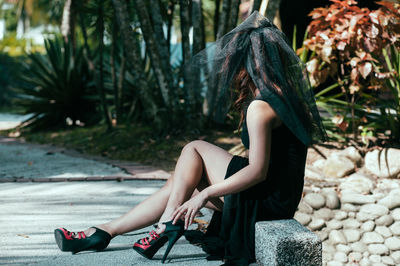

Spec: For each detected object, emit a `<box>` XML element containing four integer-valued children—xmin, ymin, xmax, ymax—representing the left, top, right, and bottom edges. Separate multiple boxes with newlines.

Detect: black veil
<box><xmin>185</xmin><ymin>11</ymin><xmax>326</xmax><ymax>145</ymax></box>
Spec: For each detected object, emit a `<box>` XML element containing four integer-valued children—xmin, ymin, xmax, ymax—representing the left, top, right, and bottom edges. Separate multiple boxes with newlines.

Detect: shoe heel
<box><xmin>161</xmin><ymin>231</ymin><xmax>181</xmax><ymax>263</ymax></box>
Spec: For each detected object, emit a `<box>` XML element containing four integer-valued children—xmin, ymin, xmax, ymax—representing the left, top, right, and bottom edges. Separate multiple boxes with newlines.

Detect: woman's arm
<box><xmin>172</xmin><ymin>100</ymin><xmax>280</xmax><ymax>228</ymax></box>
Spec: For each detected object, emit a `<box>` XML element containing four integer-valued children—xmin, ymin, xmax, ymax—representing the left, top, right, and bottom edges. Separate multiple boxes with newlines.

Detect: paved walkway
<box><xmin>0</xmin><ymin>181</ymin><xmax>217</xmax><ymax>265</ymax></box>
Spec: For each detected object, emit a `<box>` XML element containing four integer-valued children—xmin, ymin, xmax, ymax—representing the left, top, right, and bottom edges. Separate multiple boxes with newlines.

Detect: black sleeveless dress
<box><xmin>184</xmin><ymin>98</ymin><xmax>308</xmax><ymax>265</ymax></box>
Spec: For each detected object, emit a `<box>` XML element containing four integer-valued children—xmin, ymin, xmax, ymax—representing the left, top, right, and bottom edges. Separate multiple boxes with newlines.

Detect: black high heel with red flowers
<box><xmin>54</xmin><ymin>227</ymin><xmax>111</xmax><ymax>254</ymax></box>
<box><xmin>133</xmin><ymin>220</ymin><xmax>184</xmax><ymax>263</ymax></box>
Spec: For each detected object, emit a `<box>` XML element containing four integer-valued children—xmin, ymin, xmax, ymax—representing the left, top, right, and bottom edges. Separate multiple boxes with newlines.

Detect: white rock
<box><xmin>369</xmin><ymin>254</ymin><xmax>381</xmax><ymax>263</ymax></box>
<box><xmin>339</xmin><ymin>173</ymin><xmax>374</xmax><ymax>194</ymax></box>
<box><xmin>317</xmin><ymin>230</ymin><xmax>328</xmax><ymax>241</ymax></box>
<box><xmin>308</xmin><ymin>218</ymin><xmax>325</xmax><ymax>230</ymax></box>
<box><xmin>392</xmin><ymin>208</ymin><xmax>400</xmax><ymax>220</ymax></box>
<box><xmin>343</xmin><ymin>219</ymin><xmax>361</xmax><ymax>229</ymax></box>
<box><xmin>390</xmin><ymin>221</ymin><xmax>400</xmax><ymax>235</ymax></box>
<box><xmin>323</xmin><ymin>153</ymin><xmax>355</xmax><ymax>178</ymax></box>
<box><xmin>378</xmin><ymin>189</ymin><xmax>400</xmax><ymax>209</ymax></box>
<box><xmin>348</xmin><ymin>212</ymin><xmax>355</xmax><ymax>218</ymax></box>
<box><xmin>294</xmin><ymin>212</ymin><xmax>311</xmax><ymax>226</ymax></box>
<box><xmin>343</xmin><ymin>229</ymin><xmax>361</xmax><ymax>243</ymax></box>
<box><xmin>391</xmin><ymin>250</ymin><xmax>400</xmax><ymax>264</ymax></box>
<box><xmin>342</xmin><ymin>146</ymin><xmax>363</xmax><ymax>163</ymax></box>
<box><xmin>323</xmin><ymin>242</ymin><xmax>336</xmax><ymax>253</ymax></box>
<box><xmin>356</xmin><ymin>212</ymin><xmax>375</xmax><ymax>222</ymax></box>
<box><xmin>313</xmin><ymin>159</ymin><xmax>326</xmax><ymax>170</ymax></box>
<box><xmin>359</xmin><ymin>258</ymin><xmax>371</xmax><ymax>266</ymax></box>
<box><xmin>348</xmin><ymin>252</ymin><xmax>362</xmax><ymax>262</ymax></box>
<box><xmin>329</xmin><ymin>230</ymin><xmax>347</xmax><ymax>245</ymax></box>
<box><xmin>382</xmin><ymin>256</ymin><xmax>395</xmax><ymax>266</ymax></box>
<box><xmin>365</xmin><ymin>148</ymin><xmax>400</xmax><ymax>178</ymax></box>
<box><xmin>327</xmin><ymin>261</ymin><xmax>343</xmax><ymax>266</ymax></box>
<box><xmin>375</xmin><ymin>214</ymin><xmax>394</xmax><ymax>226</ymax></box>
<box><xmin>362</xmin><ymin>232</ymin><xmax>384</xmax><ymax>244</ymax></box>
<box><xmin>303</xmin><ymin>193</ymin><xmax>325</xmax><ymax>209</ymax></box>
<box><xmin>334</xmin><ymin>251</ymin><xmax>348</xmax><ymax>263</ymax></box>
<box><xmin>375</xmin><ymin>226</ymin><xmax>392</xmax><ymax>238</ymax></box>
<box><xmin>314</xmin><ymin>207</ymin><xmax>333</xmax><ymax>220</ymax></box>
<box><xmin>368</xmin><ymin>244</ymin><xmax>389</xmax><ymax>255</ymax></box>
<box><xmin>361</xmin><ymin>221</ymin><xmax>375</xmax><ymax>232</ymax></box>
<box><xmin>336</xmin><ymin>244</ymin><xmax>351</xmax><ymax>254</ymax></box>
<box><xmin>305</xmin><ymin>167</ymin><xmax>324</xmax><ymax>180</ymax></box>
<box><xmin>385</xmin><ymin>236</ymin><xmax>400</xmax><ymax>250</ymax></box>
<box><xmin>341</xmin><ymin>203</ymin><xmax>358</xmax><ymax>211</ymax></box>
<box><xmin>359</xmin><ymin>204</ymin><xmax>389</xmax><ymax>217</ymax></box>
<box><xmin>327</xmin><ymin>219</ymin><xmax>343</xmax><ymax>230</ymax></box>
<box><xmin>334</xmin><ymin>210</ymin><xmax>348</xmax><ymax>220</ymax></box>
<box><xmin>297</xmin><ymin>201</ymin><xmax>314</xmax><ymax>214</ymax></box>
<box><xmin>341</xmin><ymin>194</ymin><xmax>375</xmax><ymax>205</ymax></box>
<box><xmin>350</xmin><ymin>242</ymin><xmax>367</xmax><ymax>253</ymax></box>
<box><xmin>325</xmin><ymin>192</ymin><xmax>341</xmax><ymax>209</ymax></box>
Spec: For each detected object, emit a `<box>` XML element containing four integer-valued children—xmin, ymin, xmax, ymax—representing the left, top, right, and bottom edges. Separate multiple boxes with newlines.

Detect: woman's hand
<box><xmin>171</xmin><ymin>191</ymin><xmax>208</xmax><ymax>230</ymax></box>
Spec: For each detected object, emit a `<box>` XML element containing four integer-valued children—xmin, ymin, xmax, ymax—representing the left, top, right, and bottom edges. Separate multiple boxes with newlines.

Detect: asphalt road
<box><xmin>0</xmin><ymin>180</ymin><xmax>219</xmax><ymax>266</ymax></box>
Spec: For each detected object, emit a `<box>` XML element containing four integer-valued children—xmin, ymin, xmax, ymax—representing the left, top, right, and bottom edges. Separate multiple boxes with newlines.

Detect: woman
<box><xmin>54</xmin><ymin>11</ymin><xmax>326</xmax><ymax>265</ymax></box>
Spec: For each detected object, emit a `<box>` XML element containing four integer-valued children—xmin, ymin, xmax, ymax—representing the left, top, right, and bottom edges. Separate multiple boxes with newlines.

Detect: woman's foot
<box><xmin>54</xmin><ymin>226</ymin><xmax>112</xmax><ymax>254</ymax></box>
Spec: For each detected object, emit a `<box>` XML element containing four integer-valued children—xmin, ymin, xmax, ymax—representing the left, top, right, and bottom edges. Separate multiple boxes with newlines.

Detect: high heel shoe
<box><xmin>133</xmin><ymin>220</ymin><xmax>184</xmax><ymax>263</ymax></box>
<box><xmin>54</xmin><ymin>227</ymin><xmax>111</xmax><ymax>254</ymax></box>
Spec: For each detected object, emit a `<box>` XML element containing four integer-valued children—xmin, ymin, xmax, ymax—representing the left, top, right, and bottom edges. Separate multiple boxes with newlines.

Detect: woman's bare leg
<box><xmin>85</xmin><ymin>140</ymin><xmax>232</xmax><ymax>237</ymax></box>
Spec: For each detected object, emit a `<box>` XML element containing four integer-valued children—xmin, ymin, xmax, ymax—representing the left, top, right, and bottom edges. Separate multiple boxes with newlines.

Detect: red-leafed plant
<box><xmin>300</xmin><ymin>0</ymin><xmax>400</xmax><ymax>143</ymax></box>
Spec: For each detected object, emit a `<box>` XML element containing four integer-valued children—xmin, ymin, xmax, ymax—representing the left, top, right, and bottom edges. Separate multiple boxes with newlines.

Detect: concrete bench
<box><xmin>255</xmin><ymin>219</ymin><xmax>322</xmax><ymax>266</ymax></box>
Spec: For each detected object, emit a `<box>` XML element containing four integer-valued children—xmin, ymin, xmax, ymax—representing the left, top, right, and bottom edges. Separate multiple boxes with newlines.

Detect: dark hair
<box><xmin>232</xmin><ymin>65</ymin><xmax>257</xmax><ymax>129</ymax></box>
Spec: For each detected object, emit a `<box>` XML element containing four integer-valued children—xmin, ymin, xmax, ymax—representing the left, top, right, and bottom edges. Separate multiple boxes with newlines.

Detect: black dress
<box><xmin>184</xmin><ymin>98</ymin><xmax>308</xmax><ymax>265</ymax></box>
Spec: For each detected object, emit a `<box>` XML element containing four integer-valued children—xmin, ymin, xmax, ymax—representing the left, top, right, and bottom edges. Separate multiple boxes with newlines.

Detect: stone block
<box><xmin>255</xmin><ymin>219</ymin><xmax>322</xmax><ymax>266</ymax></box>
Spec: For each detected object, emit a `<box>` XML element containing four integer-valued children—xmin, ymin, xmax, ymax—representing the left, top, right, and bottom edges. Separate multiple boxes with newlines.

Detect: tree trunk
<box><xmin>266</xmin><ymin>0</ymin><xmax>281</xmax><ymax>21</ymax></box>
<box><xmin>216</xmin><ymin>0</ymin><xmax>231</xmax><ymax>40</ymax></box>
<box><xmin>111</xmin><ymin>14</ymin><xmax>120</xmax><ymax>124</ymax></box>
<box><xmin>214</xmin><ymin>0</ymin><xmax>221</xmax><ymax>40</ymax></box>
<box><xmin>179</xmin><ymin>0</ymin><xmax>196</xmax><ymax>107</ymax></box>
<box><xmin>97</xmin><ymin>3</ymin><xmax>113</xmax><ymax>131</ymax></box>
<box><xmin>252</xmin><ymin>0</ymin><xmax>262</xmax><ymax>13</ymax></box>
<box><xmin>192</xmin><ymin>0</ymin><xmax>205</xmax><ymax>55</ymax></box>
<box><xmin>134</xmin><ymin>0</ymin><xmax>174</xmax><ymax>109</ymax></box>
<box><xmin>228</xmin><ymin>0</ymin><xmax>240</xmax><ymax>31</ymax></box>
<box><xmin>112</xmin><ymin>0</ymin><xmax>159</xmax><ymax>124</ymax></box>
<box><xmin>61</xmin><ymin>0</ymin><xmax>76</xmax><ymax>45</ymax></box>
<box><xmin>166</xmin><ymin>1</ymin><xmax>176</xmax><ymax>58</ymax></box>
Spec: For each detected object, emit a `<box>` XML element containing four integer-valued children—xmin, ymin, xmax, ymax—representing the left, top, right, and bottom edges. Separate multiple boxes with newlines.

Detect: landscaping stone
<box><xmin>325</xmin><ymin>192</ymin><xmax>340</xmax><ymax>209</ymax></box>
<box><xmin>313</xmin><ymin>208</ymin><xmax>333</xmax><ymax>220</ymax></box>
<box><xmin>334</xmin><ymin>251</ymin><xmax>348</xmax><ymax>263</ymax></box>
<box><xmin>369</xmin><ymin>254</ymin><xmax>382</xmax><ymax>263</ymax></box>
<box><xmin>343</xmin><ymin>229</ymin><xmax>361</xmax><ymax>243</ymax></box>
<box><xmin>375</xmin><ymin>226</ymin><xmax>392</xmax><ymax>238</ymax></box>
<box><xmin>367</xmin><ymin>244</ymin><xmax>389</xmax><ymax>255</ymax></box>
<box><xmin>392</xmin><ymin>250</ymin><xmax>400</xmax><ymax>264</ymax></box>
<box><xmin>348</xmin><ymin>252</ymin><xmax>362</xmax><ymax>262</ymax></box>
<box><xmin>392</xmin><ymin>208</ymin><xmax>400</xmax><ymax>220</ymax></box>
<box><xmin>308</xmin><ymin>218</ymin><xmax>325</xmax><ymax>231</ymax></box>
<box><xmin>365</xmin><ymin>148</ymin><xmax>400</xmax><ymax>178</ymax></box>
<box><xmin>322</xmin><ymin>242</ymin><xmax>336</xmax><ymax>253</ymax></box>
<box><xmin>360</xmin><ymin>221</ymin><xmax>375</xmax><ymax>232</ymax></box>
<box><xmin>327</xmin><ymin>219</ymin><xmax>343</xmax><ymax>230</ymax></box>
<box><xmin>343</xmin><ymin>219</ymin><xmax>360</xmax><ymax>229</ymax></box>
<box><xmin>359</xmin><ymin>204</ymin><xmax>389</xmax><ymax>218</ymax></box>
<box><xmin>375</xmin><ymin>214</ymin><xmax>394</xmax><ymax>226</ymax></box>
<box><xmin>382</xmin><ymin>256</ymin><xmax>395</xmax><ymax>266</ymax></box>
<box><xmin>297</xmin><ymin>201</ymin><xmax>314</xmax><ymax>214</ymax></box>
<box><xmin>340</xmin><ymin>146</ymin><xmax>362</xmax><ymax>165</ymax></box>
<box><xmin>329</xmin><ymin>230</ymin><xmax>347</xmax><ymax>245</ymax></box>
<box><xmin>336</xmin><ymin>244</ymin><xmax>351</xmax><ymax>254</ymax></box>
<box><xmin>390</xmin><ymin>221</ymin><xmax>400</xmax><ymax>235</ymax></box>
<box><xmin>362</xmin><ymin>232</ymin><xmax>384</xmax><ymax>244</ymax></box>
<box><xmin>294</xmin><ymin>212</ymin><xmax>311</xmax><ymax>226</ymax></box>
<box><xmin>334</xmin><ymin>210</ymin><xmax>347</xmax><ymax>220</ymax></box>
<box><xmin>304</xmin><ymin>167</ymin><xmax>324</xmax><ymax>180</ymax></box>
<box><xmin>338</xmin><ymin>173</ymin><xmax>374</xmax><ymax>194</ymax></box>
<box><xmin>359</xmin><ymin>258</ymin><xmax>371</xmax><ymax>266</ymax></box>
<box><xmin>350</xmin><ymin>242</ymin><xmax>367</xmax><ymax>253</ymax></box>
<box><xmin>255</xmin><ymin>219</ymin><xmax>321</xmax><ymax>266</ymax></box>
<box><xmin>385</xmin><ymin>236</ymin><xmax>400</xmax><ymax>251</ymax></box>
<box><xmin>341</xmin><ymin>194</ymin><xmax>375</xmax><ymax>205</ymax></box>
<box><xmin>313</xmin><ymin>159</ymin><xmax>326</xmax><ymax>170</ymax></box>
<box><xmin>323</xmin><ymin>154</ymin><xmax>355</xmax><ymax>178</ymax></box>
<box><xmin>378</xmin><ymin>189</ymin><xmax>400</xmax><ymax>209</ymax></box>
<box><xmin>303</xmin><ymin>193</ymin><xmax>325</xmax><ymax>209</ymax></box>
<box><xmin>327</xmin><ymin>261</ymin><xmax>343</xmax><ymax>266</ymax></box>
<box><xmin>316</xmin><ymin>230</ymin><xmax>328</xmax><ymax>241</ymax></box>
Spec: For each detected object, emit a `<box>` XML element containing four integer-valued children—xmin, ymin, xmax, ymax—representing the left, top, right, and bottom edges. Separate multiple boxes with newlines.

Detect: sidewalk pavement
<box><xmin>0</xmin><ymin>180</ymin><xmax>219</xmax><ymax>265</ymax></box>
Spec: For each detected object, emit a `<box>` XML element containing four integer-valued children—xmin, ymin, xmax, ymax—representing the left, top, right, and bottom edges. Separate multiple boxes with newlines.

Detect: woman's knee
<box><xmin>181</xmin><ymin>140</ymin><xmax>207</xmax><ymax>154</ymax></box>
